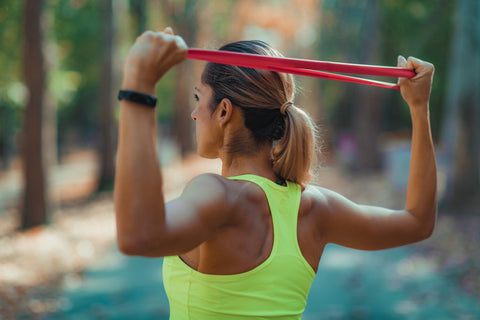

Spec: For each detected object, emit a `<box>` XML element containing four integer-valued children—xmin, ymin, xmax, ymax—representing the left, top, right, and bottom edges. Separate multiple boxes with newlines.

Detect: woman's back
<box><xmin>163</xmin><ymin>174</ymin><xmax>316</xmax><ymax>319</ymax></box>
<box><xmin>178</xmin><ymin>174</ymin><xmax>322</xmax><ymax>274</ymax></box>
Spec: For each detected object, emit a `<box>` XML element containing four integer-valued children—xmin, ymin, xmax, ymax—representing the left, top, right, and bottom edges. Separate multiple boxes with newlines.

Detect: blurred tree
<box><xmin>130</xmin><ymin>0</ymin><xmax>147</xmax><ymax>35</ymax></box>
<box><xmin>21</xmin><ymin>0</ymin><xmax>50</xmax><ymax>228</ymax></box>
<box><xmin>441</xmin><ymin>0</ymin><xmax>480</xmax><ymax>208</ymax></box>
<box><xmin>0</xmin><ymin>1</ymin><xmax>23</xmax><ymax>170</ymax></box>
<box><xmin>162</xmin><ymin>0</ymin><xmax>199</xmax><ymax>156</ymax></box>
<box><xmin>351</xmin><ymin>0</ymin><xmax>383</xmax><ymax>172</ymax></box>
<box><xmin>379</xmin><ymin>0</ymin><xmax>455</xmax><ymax>140</ymax></box>
<box><xmin>97</xmin><ymin>0</ymin><xmax>116</xmax><ymax>191</ymax></box>
<box><xmin>0</xmin><ymin>98</ymin><xmax>16</xmax><ymax>170</ymax></box>
<box><xmin>319</xmin><ymin>0</ymin><xmax>455</xmax><ymax>173</ymax></box>
<box><xmin>319</xmin><ymin>1</ymin><xmax>383</xmax><ymax>172</ymax></box>
<box><xmin>52</xmin><ymin>0</ymin><xmax>103</xmax><ymax>155</ymax></box>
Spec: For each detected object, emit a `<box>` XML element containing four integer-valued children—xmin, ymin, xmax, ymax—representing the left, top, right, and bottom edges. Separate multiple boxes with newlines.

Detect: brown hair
<box><xmin>201</xmin><ymin>40</ymin><xmax>317</xmax><ymax>187</ymax></box>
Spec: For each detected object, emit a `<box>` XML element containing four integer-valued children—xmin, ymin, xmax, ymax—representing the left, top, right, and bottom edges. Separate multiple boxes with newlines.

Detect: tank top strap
<box><xmin>227</xmin><ymin>174</ymin><xmax>302</xmax><ymax>255</ymax></box>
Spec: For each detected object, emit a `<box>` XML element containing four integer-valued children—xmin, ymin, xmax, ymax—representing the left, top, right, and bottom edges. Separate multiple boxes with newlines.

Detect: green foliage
<box><xmin>0</xmin><ymin>1</ymin><xmax>26</xmax><ymax>164</ymax></box>
<box><xmin>156</xmin><ymin>69</ymin><xmax>176</xmax><ymax>124</ymax></box>
<box><xmin>0</xmin><ymin>0</ymin><xmax>23</xmax><ymax>93</ymax></box>
<box><xmin>51</xmin><ymin>0</ymin><xmax>104</xmax><ymax>146</ymax></box>
<box><xmin>0</xmin><ymin>0</ymin><xmax>24</xmax><ymax>129</ymax></box>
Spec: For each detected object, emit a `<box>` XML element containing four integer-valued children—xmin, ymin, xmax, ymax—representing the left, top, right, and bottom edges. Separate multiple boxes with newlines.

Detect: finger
<box><xmin>174</xmin><ymin>35</ymin><xmax>188</xmax><ymax>51</ymax></box>
<box><xmin>163</xmin><ymin>26</ymin><xmax>174</xmax><ymax>35</ymax></box>
<box><xmin>407</xmin><ymin>56</ymin><xmax>431</xmax><ymax>79</ymax></box>
<box><xmin>397</xmin><ymin>55</ymin><xmax>407</xmax><ymax>85</ymax></box>
<box><xmin>407</xmin><ymin>56</ymin><xmax>425</xmax><ymax>66</ymax></box>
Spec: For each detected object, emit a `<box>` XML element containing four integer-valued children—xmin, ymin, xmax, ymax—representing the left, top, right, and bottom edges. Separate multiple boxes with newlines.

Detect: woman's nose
<box><xmin>191</xmin><ymin>110</ymin><xmax>197</xmax><ymax>121</ymax></box>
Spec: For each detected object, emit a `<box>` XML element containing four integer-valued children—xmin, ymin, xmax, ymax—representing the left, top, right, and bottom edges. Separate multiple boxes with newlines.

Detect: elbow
<box><xmin>416</xmin><ymin>209</ymin><xmax>437</xmax><ymax>241</ymax></box>
<box><xmin>405</xmin><ymin>206</ymin><xmax>437</xmax><ymax>243</ymax></box>
<box><xmin>116</xmin><ymin>232</ymin><xmax>153</xmax><ymax>256</ymax></box>
<box><xmin>419</xmin><ymin>221</ymin><xmax>435</xmax><ymax>240</ymax></box>
<box><xmin>114</xmin><ymin>204</ymin><xmax>168</xmax><ymax>257</ymax></box>
<box><xmin>117</xmin><ymin>236</ymin><xmax>142</xmax><ymax>256</ymax></box>
<box><xmin>117</xmin><ymin>232</ymin><xmax>169</xmax><ymax>257</ymax></box>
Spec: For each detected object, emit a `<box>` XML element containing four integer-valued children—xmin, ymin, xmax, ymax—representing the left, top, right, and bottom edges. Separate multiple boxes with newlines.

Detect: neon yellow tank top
<box><xmin>163</xmin><ymin>174</ymin><xmax>316</xmax><ymax>319</ymax></box>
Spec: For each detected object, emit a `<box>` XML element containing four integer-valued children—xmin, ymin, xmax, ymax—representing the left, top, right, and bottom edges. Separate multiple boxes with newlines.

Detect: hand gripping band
<box><xmin>186</xmin><ymin>49</ymin><xmax>416</xmax><ymax>90</ymax></box>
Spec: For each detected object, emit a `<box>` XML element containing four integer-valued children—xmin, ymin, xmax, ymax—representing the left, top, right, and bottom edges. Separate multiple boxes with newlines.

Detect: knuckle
<box><xmin>175</xmin><ymin>36</ymin><xmax>188</xmax><ymax>50</ymax></box>
<box><xmin>142</xmin><ymin>30</ymin><xmax>155</xmax><ymax>39</ymax></box>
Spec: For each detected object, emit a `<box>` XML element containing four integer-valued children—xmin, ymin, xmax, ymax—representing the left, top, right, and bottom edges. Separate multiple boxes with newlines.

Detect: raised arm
<box><xmin>397</xmin><ymin>56</ymin><xmax>437</xmax><ymax>235</ymax></box>
<box><xmin>114</xmin><ymin>29</ymin><xmax>230</xmax><ymax>257</ymax></box>
<box><xmin>315</xmin><ymin>56</ymin><xmax>437</xmax><ymax>250</ymax></box>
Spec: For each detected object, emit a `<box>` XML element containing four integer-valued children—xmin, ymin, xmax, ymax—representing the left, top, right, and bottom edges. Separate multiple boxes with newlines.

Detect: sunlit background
<box><xmin>0</xmin><ymin>0</ymin><xmax>479</xmax><ymax>319</ymax></box>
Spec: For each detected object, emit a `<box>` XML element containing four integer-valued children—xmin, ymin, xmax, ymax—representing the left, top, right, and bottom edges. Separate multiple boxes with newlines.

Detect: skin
<box><xmin>114</xmin><ymin>28</ymin><xmax>437</xmax><ymax>274</ymax></box>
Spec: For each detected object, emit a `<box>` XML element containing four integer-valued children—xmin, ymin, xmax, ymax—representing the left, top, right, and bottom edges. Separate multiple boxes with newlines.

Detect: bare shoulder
<box><xmin>303</xmin><ymin>184</ymin><xmax>353</xmax><ymax>208</ymax></box>
<box><xmin>180</xmin><ymin>173</ymin><xmax>262</xmax><ymax>214</ymax></box>
<box><xmin>183</xmin><ymin>173</ymin><xmax>229</xmax><ymax>195</ymax></box>
<box><xmin>183</xmin><ymin>173</ymin><xmax>256</xmax><ymax>199</ymax></box>
<box><xmin>302</xmin><ymin>184</ymin><xmax>331</xmax><ymax>210</ymax></box>
<box><xmin>300</xmin><ymin>184</ymin><xmax>348</xmax><ymax>226</ymax></box>
<box><xmin>180</xmin><ymin>173</ymin><xmax>232</xmax><ymax>210</ymax></box>
<box><xmin>161</xmin><ymin>174</ymin><xmax>250</xmax><ymax>256</ymax></box>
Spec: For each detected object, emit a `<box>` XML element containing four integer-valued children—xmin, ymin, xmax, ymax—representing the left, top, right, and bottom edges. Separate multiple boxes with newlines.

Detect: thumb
<box><xmin>397</xmin><ymin>55</ymin><xmax>408</xmax><ymax>85</ymax></box>
<box><xmin>397</xmin><ymin>55</ymin><xmax>407</xmax><ymax>67</ymax></box>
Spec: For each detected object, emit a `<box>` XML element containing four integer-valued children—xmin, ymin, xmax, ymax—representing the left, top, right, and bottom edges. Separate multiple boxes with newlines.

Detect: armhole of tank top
<box><xmin>291</xmin><ymin>182</ymin><xmax>317</xmax><ymax>277</ymax></box>
<box><xmin>227</xmin><ymin>175</ymin><xmax>280</xmax><ymax>257</ymax></box>
<box><xmin>165</xmin><ymin>175</ymin><xmax>278</xmax><ymax>279</ymax></box>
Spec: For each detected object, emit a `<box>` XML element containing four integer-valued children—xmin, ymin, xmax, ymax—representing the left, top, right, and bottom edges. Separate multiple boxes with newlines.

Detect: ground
<box><xmin>0</xmin><ymin>150</ymin><xmax>479</xmax><ymax>319</ymax></box>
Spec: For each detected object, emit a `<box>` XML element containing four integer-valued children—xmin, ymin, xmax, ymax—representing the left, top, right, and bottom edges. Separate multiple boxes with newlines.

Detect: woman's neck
<box><xmin>220</xmin><ymin>144</ymin><xmax>277</xmax><ymax>182</ymax></box>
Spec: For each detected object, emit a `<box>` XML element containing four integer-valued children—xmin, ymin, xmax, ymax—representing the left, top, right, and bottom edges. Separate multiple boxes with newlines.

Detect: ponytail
<box><xmin>272</xmin><ymin>104</ymin><xmax>316</xmax><ymax>187</ymax></box>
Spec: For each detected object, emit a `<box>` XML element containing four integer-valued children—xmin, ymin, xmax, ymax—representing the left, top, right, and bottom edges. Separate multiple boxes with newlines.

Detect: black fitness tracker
<box><xmin>118</xmin><ymin>90</ymin><xmax>157</xmax><ymax>108</ymax></box>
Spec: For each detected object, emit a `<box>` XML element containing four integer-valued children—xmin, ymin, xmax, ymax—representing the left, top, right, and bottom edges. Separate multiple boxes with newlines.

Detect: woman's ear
<box><xmin>218</xmin><ymin>98</ymin><xmax>233</xmax><ymax>127</ymax></box>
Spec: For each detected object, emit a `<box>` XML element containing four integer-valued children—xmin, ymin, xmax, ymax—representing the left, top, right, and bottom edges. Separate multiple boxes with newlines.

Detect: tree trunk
<box><xmin>130</xmin><ymin>0</ymin><xmax>147</xmax><ymax>35</ymax></box>
<box><xmin>441</xmin><ymin>0</ymin><xmax>480</xmax><ymax>208</ymax></box>
<box><xmin>97</xmin><ymin>0</ymin><xmax>116</xmax><ymax>191</ymax></box>
<box><xmin>171</xmin><ymin>0</ymin><xmax>198</xmax><ymax>156</ymax></box>
<box><xmin>174</xmin><ymin>60</ymin><xmax>195</xmax><ymax>156</ymax></box>
<box><xmin>21</xmin><ymin>0</ymin><xmax>50</xmax><ymax>229</ymax></box>
<box><xmin>352</xmin><ymin>0</ymin><xmax>383</xmax><ymax>172</ymax></box>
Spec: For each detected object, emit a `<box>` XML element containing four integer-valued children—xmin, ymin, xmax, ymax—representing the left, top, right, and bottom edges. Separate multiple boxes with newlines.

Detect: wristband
<box><xmin>118</xmin><ymin>90</ymin><xmax>157</xmax><ymax>107</ymax></box>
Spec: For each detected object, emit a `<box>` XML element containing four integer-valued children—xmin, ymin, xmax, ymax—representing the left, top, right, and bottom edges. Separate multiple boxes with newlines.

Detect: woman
<box><xmin>114</xmin><ymin>27</ymin><xmax>436</xmax><ymax>319</ymax></box>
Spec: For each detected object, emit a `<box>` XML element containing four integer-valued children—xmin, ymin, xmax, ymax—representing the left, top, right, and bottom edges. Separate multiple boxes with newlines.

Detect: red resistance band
<box><xmin>186</xmin><ymin>49</ymin><xmax>416</xmax><ymax>90</ymax></box>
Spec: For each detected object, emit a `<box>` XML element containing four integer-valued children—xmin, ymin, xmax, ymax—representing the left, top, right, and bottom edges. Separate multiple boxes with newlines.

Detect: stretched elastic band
<box><xmin>186</xmin><ymin>49</ymin><xmax>415</xmax><ymax>90</ymax></box>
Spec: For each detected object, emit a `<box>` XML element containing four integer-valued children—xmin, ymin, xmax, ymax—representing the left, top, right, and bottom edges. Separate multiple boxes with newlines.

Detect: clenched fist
<box><xmin>397</xmin><ymin>56</ymin><xmax>435</xmax><ymax>112</ymax></box>
<box><xmin>121</xmin><ymin>27</ymin><xmax>188</xmax><ymax>94</ymax></box>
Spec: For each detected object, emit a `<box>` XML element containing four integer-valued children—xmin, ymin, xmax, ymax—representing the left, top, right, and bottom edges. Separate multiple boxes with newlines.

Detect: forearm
<box><xmin>114</xmin><ymin>98</ymin><xmax>166</xmax><ymax>251</ymax></box>
<box><xmin>405</xmin><ymin>104</ymin><xmax>437</xmax><ymax>234</ymax></box>
<box><xmin>112</xmin><ymin>29</ymin><xmax>187</xmax><ymax>254</ymax></box>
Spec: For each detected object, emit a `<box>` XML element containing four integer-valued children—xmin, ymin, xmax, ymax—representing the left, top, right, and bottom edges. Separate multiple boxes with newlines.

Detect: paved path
<box><xmin>46</xmin><ymin>244</ymin><xmax>480</xmax><ymax>320</ymax></box>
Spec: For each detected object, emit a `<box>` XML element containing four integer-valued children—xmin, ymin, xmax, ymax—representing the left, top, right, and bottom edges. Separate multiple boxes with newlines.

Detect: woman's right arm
<box><xmin>114</xmin><ymin>30</ymin><xmax>231</xmax><ymax>257</ymax></box>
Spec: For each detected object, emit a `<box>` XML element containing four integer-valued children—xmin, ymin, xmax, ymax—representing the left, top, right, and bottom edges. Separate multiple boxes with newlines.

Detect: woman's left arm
<box><xmin>314</xmin><ymin>56</ymin><xmax>437</xmax><ymax>250</ymax></box>
<box><xmin>399</xmin><ymin>55</ymin><xmax>437</xmax><ymax>239</ymax></box>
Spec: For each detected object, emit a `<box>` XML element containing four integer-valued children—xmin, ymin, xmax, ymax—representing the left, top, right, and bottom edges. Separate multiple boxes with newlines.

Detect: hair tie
<box><xmin>280</xmin><ymin>101</ymin><xmax>293</xmax><ymax>115</ymax></box>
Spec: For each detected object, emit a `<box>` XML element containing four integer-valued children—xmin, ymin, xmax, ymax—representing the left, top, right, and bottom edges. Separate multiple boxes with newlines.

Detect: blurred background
<box><xmin>0</xmin><ymin>0</ymin><xmax>479</xmax><ymax>319</ymax></box>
